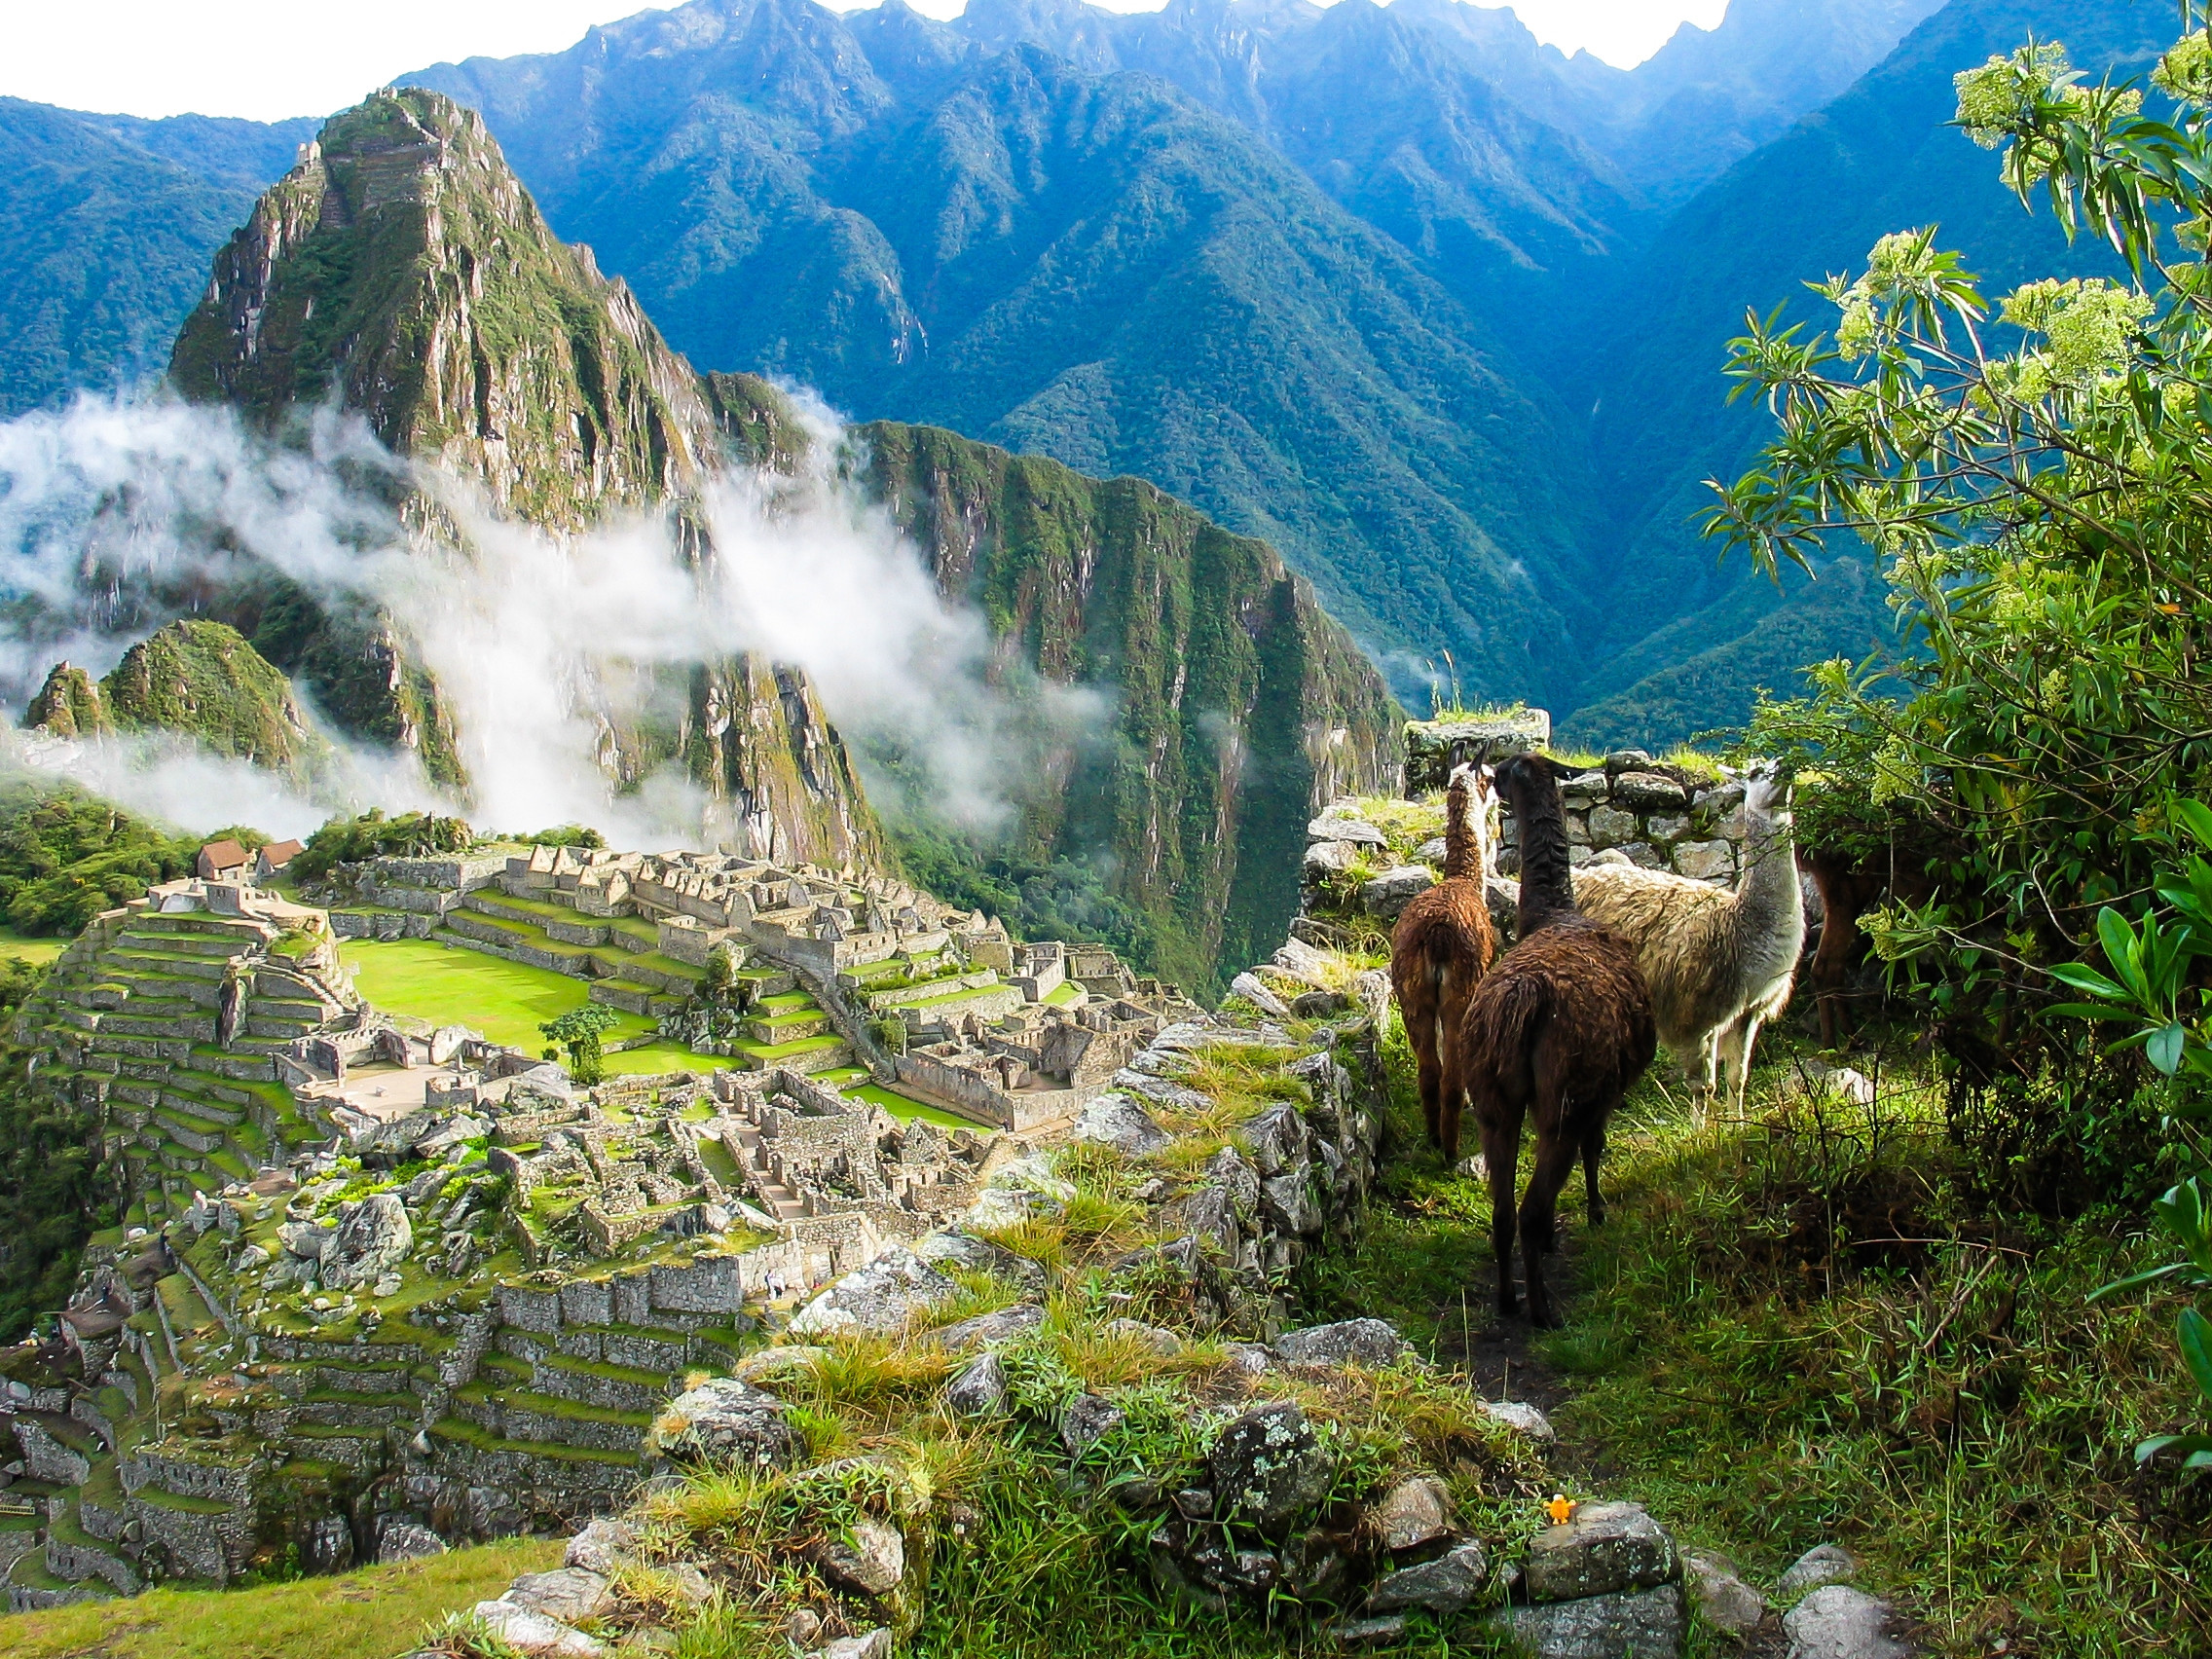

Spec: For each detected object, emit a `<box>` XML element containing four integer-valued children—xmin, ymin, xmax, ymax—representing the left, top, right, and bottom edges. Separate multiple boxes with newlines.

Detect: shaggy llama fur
<box><xmin>1570</xmin><ymin>765</ymin><xmax>1804</xmax><ymax>1117</ymax></box>
<box><xmin>1390</xmin><ymin>764</ymin><xmax>1498</xmax><ymax>1151</ymax></box>
<box><xmin>1455</xmin><ymin>754</ymin><xmax>1657</xmax><ymax>1328</ymax></box>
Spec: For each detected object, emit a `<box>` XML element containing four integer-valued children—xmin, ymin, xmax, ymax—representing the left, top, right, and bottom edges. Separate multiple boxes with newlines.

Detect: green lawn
<box><xmin>341</xmin><ymin>939</ymin><xmax>654</xmax><ymax>1053</ymax></box>
<box><xmin>846</xmin><ymin>1083</ymin><xmax>981</xmax><ymax>1130</ymax></box>
<box><xmin>0</xmin><ymin>929</ymin><xmax>67</xmax><ymax>966</ymax></box>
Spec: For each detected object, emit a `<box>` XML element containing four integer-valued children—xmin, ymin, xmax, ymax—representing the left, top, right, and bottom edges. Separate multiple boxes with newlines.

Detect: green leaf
<box><xmin>2179</xmin><ymin>1309</ymin><xmax>2212</xmax><ymax>1405</ymax></box>
<box><xmin>2149</xmin><ymin>1021</ymin><xmax>2189</xmax><ymax>1076</ymax></box>
<box><xmin>2047</xmin><ymin>964</ymin><xmax>2128</xmax><ymax>1001</ymax></box>
<box><xmin>2087</xmin><ymin>1261</ymin><xmax>2190</xmax><ymax>1302</ymax></box>
<box><xmin>2137</xmin><ymin>1431</ymin><xmax>2212</xmax><ymax>1464</ymax></box>
<box><xmin>2174</xmin><ymin>797</ymin><xmax>2212</xmax><ymax>848</ymax></box>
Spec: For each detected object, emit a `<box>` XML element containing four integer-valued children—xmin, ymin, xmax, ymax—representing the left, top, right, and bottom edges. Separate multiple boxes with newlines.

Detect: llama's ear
<box><xmin>1527</xmin><ymin>752</ymin><xmax>1580</xmax><ymax>782</ymax></box>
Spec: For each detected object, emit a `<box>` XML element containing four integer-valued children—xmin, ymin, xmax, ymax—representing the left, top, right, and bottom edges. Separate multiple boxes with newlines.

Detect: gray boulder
<box><xmin>1274</xmin><ymin>1318</ymin><xmax>1409</xmax><ymax>1370</ymax></box>
<box><xmin>1783</xmin><ymin>1586</ymin><xmax>1909</xmax><ymax>1659</ymax></box>
<box><xmin>1488</xmin><ymin>1582</ymin><xmax>1686</xmax><ymax>1659</ymax></box>
<box><xmin>1112</xmin><ymin>1070</ymin><xmax>1215</xmax><ymax>1114</ymax></box>
<box><xmin>323</xmin><ymin>1194</ymin><xmax>412</xmax><ymax>1288</ymax></box>
<box><xmin>1360</xmin><ymin>866</ymin><xmax>1436</xmax><ymax>920</ymax></box>
<box><xmin>1369</xmin><ymin>1476</ymin><xmax>1450</xmax><ymax>1553</ymax></box>
<box><xmin>946</xmin><ymin>1352</ymin><xmax>1008</xmax><ymax>1416</ymax></box>
<box><xmin>817</xmin><ymin>1520</ymin><xmax>904</xmax><ymax>1596</ymax></box>
<box><xmin>1524</xmin><ymin>1501</ymin><xmax>1677</xmax><ymax>1603</ymax></box>
<box><xmin>1367</xmin><ymin>1540</ymin><xmax>1488</xmax><ymax>1613</ymax></box>
<box><xmin>1477</xmin><ymin>1399</ymin><xmax>1555</xmax><ymax>1442</ymax></box>
<box><xmin>1309</xmin><ymin>815</ymin><xmax>1389</xmax><ymax>848</ymax></box>
<box><xmin>470</xmin><ymin>1600</ymin><xmax>605</xmax><ymax>1658</ymax></box>
<box><xmin>377</xmin><ymin>1521</ymin><xmax>448</xmax><ymax>1562</ymax></box>
<box><xmin>501</xmin><ymin>1567</ymin><xmax>612</xmax><ymax>1624</ymax></box>
<box><xmin>1074</xmin><ymin>1092</ymin><xmax>1173</xmax><ymax>1156</ymax></box>
<box><xmin>1684</xmin><ymin>1551</ymin><xmax>1766</xmax><ymax>1638</ymax></box>
<box><xmin>790</xmin><ymin>1247</ymin><xmax>957</xmax><ymax>1338</ymax></box>
<box><xmin>730</xmin><ymin>1346</ymin><xmax>831</xmax><ymax>1386</ymax></box>
<box><xmin>563</xmin><ymin>1518</ymin><xmax>638</xmax><ymax>1575</ymax></box>
<box><xmin>1612</xmin><ymin>771</ymin><xmax>1690</xmax><ymax>810</ymax></box>
<box><xmin>932</xmin><ymin>1303</ymin><xmax>1045</xmax><ymax>1352</ymax></box>
<box><xmin>1778</xmin><ymin>1543</ymin><xmax>1858</xmax><ymax>1600</ymax></box>
<box><xmin>1204</xmin><ymin>1143</ymin><xmax>1262</xmax><ymax>1213</ymax></box>
<box><xmin>810</xmin><ymin>1631</ymin><xmax>893</xmax><ymax>1659</ymax></box>
<box><xmin>1229</xmin><ymin>973</ymin><xmax>1294</xmax><ymax>1017</ymax></box>
<box><xmin>278</xmin><ymin>1220</ymin><xmax>334</xmax><ymax>1261</ymax></box>
<box><xmin>1210</xmin><ymin>1401</ymin><xmax>1335</xmax><ymax>1534</ymax></box>
<box><xmin>913</xmin><ymin>1230</ymin><xmax>1050</xmax><ymax>1295</ymax></box>
<box><xmin>1306</xmin><ymin>839</ymin><xmax>1363</xmax><ymax>877</ymax></box>
<box><xmin>648</xmin><ymin>1378</ymin><xmax>798</xmax><ymax>1470</ymax></box>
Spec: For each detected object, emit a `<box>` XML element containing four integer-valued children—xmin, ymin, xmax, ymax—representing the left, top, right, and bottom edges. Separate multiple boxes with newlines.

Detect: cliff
<box><xmin>857</xmin><ymin>421</ymin><xmax>1401</xmax><ymax>991</ymax></box>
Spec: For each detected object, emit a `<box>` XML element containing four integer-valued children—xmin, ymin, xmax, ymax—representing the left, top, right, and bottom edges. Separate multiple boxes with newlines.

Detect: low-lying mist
<box><xmin>0</xmin><ymin>392</ymin><xmax>1100</xmax><ymax>849</ymax></box>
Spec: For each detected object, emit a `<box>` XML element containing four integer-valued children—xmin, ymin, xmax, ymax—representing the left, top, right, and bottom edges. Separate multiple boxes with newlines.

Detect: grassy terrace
<box><xmin>341</xmin><ymin>938</ymin><xmax>660</xmax><ymax>1053</ymax></box>
<box><xmin>5</xmin><ymin>1537</ymin><xmax>559</xmax><ymax>1659</ymax></box>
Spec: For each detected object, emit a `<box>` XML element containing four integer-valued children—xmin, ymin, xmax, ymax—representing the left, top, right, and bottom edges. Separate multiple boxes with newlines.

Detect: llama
<box><xmin>1390</xmin><ymin>763</ymin><xmax>1499</xmax><ymax>1151</ymax></box>
<box><xmin>1798</xmin><ymin>847</ymin><xmax>1887</xmax><ymax>1050</ymax></box>
<box><xmin>1455</xmin><ymin>754</ymin><xmax>1657</xmax><ymax>1328</ymax></box>
<box><xmin>1570</xmin><ymin>765</ymin><xmax>1803</xmax><ymax>1119</ymax></box>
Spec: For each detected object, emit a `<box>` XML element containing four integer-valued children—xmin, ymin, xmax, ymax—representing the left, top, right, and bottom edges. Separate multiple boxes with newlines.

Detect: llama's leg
<box><xmin>1691</xmin><ymin>1032</ymin><xmax>1720</xmax><ymax>1125</ymax></box>
<box><xmin>1581</xmin><ymin>1118</ymin><xmax>1606</xmax><ymax>1229</ymax></box>
<box><xmin>1721</xmin><ymin>1014</ymin><xmax>1763</xmax><ymax>1114</ymax></box>
<box><xmin>1479</xmin><ymin>1104</ymin><xmax>1525</xmax><ymax>1317</ymax></box>
<box><xmin>1412</xmin><ymin>1016</ymin><xmax>1444</xmax><ymax>1151</ymax></box>
<box><xmin>1518</xmin><ymin>1127</ymin><xmax>1586</xmax><ymax>1329</ymax></box>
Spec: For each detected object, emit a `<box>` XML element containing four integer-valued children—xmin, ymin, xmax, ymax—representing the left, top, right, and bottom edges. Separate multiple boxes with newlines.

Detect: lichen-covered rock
<box><xmin>946</xmin><ymin>1352</ymin><xmax>1008</xmax><ymax>1416</ymax></box>
<box><xmin>1477</xmin><ymin>1399</ymin><xmax>1555</xmax><ymax>1441</ymax></box>
<box><xmin>649</xmin><ymin>1378</ymin><xmax>798</xmax><ymax>1469</ymax></box>
<box><xmin>1274</xmin><ymin>1318</ymin><xmax>1408</xmax><ymax>1370</ymax></box>
<box><xmin>1488</xmin><ymin>1582</ymin><xmax>1685</xmax><ymax>1658</ymax></box>
<box><xmin>912</xmin><ymin>1230</ymin><xmax>1049</xmax><ymax>1294</ymax></box>
<box><xmin>790</xmin><ymin>1247</ymin><xmax>957</xmax><ymax>1338</ymax></box>
<box><xmin>1367</xmin><ymin>1539</ymin><xmax>1488</xmax><ymax>1613</ymax></box>
<box><xmin>1523</xmin><ymin>1501</ymin><xmax>1677</xmax><ymax>1603</ymax></box>
<box><xmin>1229</xmin><ymin>973</ymin><xmax>1293</xmax><ymax>1017</ymax></box>
<box><xmin>731</xmin><ymin>1346</ymin><xmax>831</xmax><ymax>1386</ymax></box>
<box><xmin>808</xmin><ymin>1630</ymin><xmax>893</xmax><ymax>1659</ymax></box>
<box><xmin>1783</xmin><ymin>1586</ymin><xmax>1909</xmax><ymax>1659</ymax></box>
<box><xmin>1074</xmin><ymin>1092</ymin><xmax>1173</xmax><ymax>1156</ymax></box>
<box><xmin>1209</xmin><ymin>1401</ymin><xmax>1335</xmax><ymax>1535</ymax></box>
<box><xmin>1611</xmin><ymin>772</ymin><xmax>1690</xmax><ymax>810</ymax></box>
<box><xmin>1061</xmin><ymin>1393</ymin><xmax>1125</xmax><ymax>1459</ymax></box>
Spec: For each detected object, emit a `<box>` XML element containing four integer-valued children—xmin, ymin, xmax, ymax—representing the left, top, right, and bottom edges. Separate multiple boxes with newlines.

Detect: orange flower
<box><xmin>1545</xmin><ymin>1493</ymin><xmax>1576</xmax><ymax>1526</ymax></box>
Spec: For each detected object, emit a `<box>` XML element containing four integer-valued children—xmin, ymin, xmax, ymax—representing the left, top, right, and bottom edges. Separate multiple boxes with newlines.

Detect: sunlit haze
<box><xmin>1</xmin><ymin>0</ymin><xmax>1730</xmax><ymax>123</ymax></box>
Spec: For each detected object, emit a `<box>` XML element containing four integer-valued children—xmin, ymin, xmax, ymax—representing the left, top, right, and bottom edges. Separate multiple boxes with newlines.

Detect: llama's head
<box><xmin>1742</xmin><ymin>760</ymin><xmax>1794</xmax><ymax>828</ymax></box>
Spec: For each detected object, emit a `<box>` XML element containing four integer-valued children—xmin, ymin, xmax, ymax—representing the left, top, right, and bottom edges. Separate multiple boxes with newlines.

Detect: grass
<box><xmin>1309</xmin><ymin>1012</ymin><xmax>2212</xmax><ymax>1658</ymax></box>
<box><xmin>340</xmin><ymin>938</ymin><xmax>655</xmax><ymax>1053</ymax></box>
<box><xmin>844</xmin><ymin>1083</ymin><xmax>977</xmax><ymax>1129</ymax></box>
<box><xmin>0</xmin><ymin>929</ymin><xmax>67</xmax><ymax>966</ymax></box>
<box><xmin>3</xmin><ymin>1536</ymin><xmax>559</xmax><ymax>1659</ymax></box>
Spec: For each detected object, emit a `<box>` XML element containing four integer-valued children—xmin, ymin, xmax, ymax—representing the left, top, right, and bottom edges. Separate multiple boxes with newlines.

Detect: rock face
<box><xmin>1073</xmin><ymin>1092</ymin><xmax>1173</xmax><ymax>1156</ymax></box>
<box><xmin>320</xmin><ymin>1193</ymin><xmax>412</xmax><ymax>1288</ymax></box>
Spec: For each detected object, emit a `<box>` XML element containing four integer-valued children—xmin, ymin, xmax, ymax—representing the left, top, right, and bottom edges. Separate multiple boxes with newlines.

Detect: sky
<box><xmin>0</xmin><ymin>0</ymin><xmax>1728</xmax><ymax>124</ymax></box>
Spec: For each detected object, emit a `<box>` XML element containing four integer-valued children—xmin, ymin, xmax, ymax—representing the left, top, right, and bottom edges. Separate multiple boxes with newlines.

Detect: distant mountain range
<box><xmin>0</xmin><ymin>0</ymin><xmax>2171</xmax><ymax>743</ymax></box>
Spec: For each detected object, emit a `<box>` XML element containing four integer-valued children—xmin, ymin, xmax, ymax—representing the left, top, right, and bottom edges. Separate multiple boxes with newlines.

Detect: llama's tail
<box><xmin>1469</xmin><ymin>970</ymin><xmax>1549</xmax><ymax>1068</ymax></box>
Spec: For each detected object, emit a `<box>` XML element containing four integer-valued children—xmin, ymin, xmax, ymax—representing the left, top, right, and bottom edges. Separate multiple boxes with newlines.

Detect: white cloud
<box><xmin>0</xmin><ymin>0</ymin><xmax>1730</xmax><ymax>122</ymax></box>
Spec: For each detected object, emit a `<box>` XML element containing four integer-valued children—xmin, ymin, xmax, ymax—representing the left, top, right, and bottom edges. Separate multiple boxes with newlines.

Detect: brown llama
<box><xmin>1797</xmin><ymin>846</ymin><xmax>1939</xmax><ymax>1048</ymax></box>
<box><xmin>1455</xmin><ymin>754</ymin><xmax>1657</xmax><ymax>1328</ymax></box>
<box><xmin>1390</xmin><ymin>763</ymin><xmax>1499</xmax><ymax>1151</ymax></box>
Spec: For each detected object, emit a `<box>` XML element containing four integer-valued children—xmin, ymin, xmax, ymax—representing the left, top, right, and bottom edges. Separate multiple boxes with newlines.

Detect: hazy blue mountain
<box><xmin>0</xmin><ymin>100</ymin><xmax>313</xmax><ymax>418</ymax></box>
<box><xmin>1558</xmin><ymin>0</ymin><xmax>2170</xmax><ymax>746</ymax></box>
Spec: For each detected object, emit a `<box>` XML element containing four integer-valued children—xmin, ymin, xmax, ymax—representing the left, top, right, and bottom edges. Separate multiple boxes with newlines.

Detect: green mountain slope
<box><xmin>0</xmin><ymin>100</ymin><xmax>310</xmax><ymax>419</ymax></box>
<box><xmin>408</xmin><ymin>18</ymin><xmax>1607</xmax><ymax>707</ymax></box>
<box><xmin>855</xmin><ymin>418</ymin><xmax>1399</xmax><ymax>990</ymax></box>
<box><xmin>95</xmin><ymin>619</ymin><xmax>331</xmax><ymax>780</ymax></box>
<box><xmin>1558</xmin><ymin>0</ymin><xmax>2172</xmax><ymax>747</ymax></box>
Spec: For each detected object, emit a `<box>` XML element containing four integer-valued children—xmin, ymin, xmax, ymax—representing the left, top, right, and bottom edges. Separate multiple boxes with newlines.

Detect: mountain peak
<box><xmin>169</xmin><ymin>87</ymin><xmax>720</xmax><ymax>530</ymax></box>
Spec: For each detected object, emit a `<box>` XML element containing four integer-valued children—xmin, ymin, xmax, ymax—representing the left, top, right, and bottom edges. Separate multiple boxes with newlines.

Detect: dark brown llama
<box><xmin>1798</xmin><ymin>847</ymin><xmax>1939</xmax><ymax>1049</ymax></box>
<box><xmin>1390</xmin><ymin>764</ymin><xmax>1498</xmax><ymax>1151</ymax></box>
<box><xmin>1455</xmin><ymin>754</ymin><xmax>1657</xmax><ymax>1327</ymax></box>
